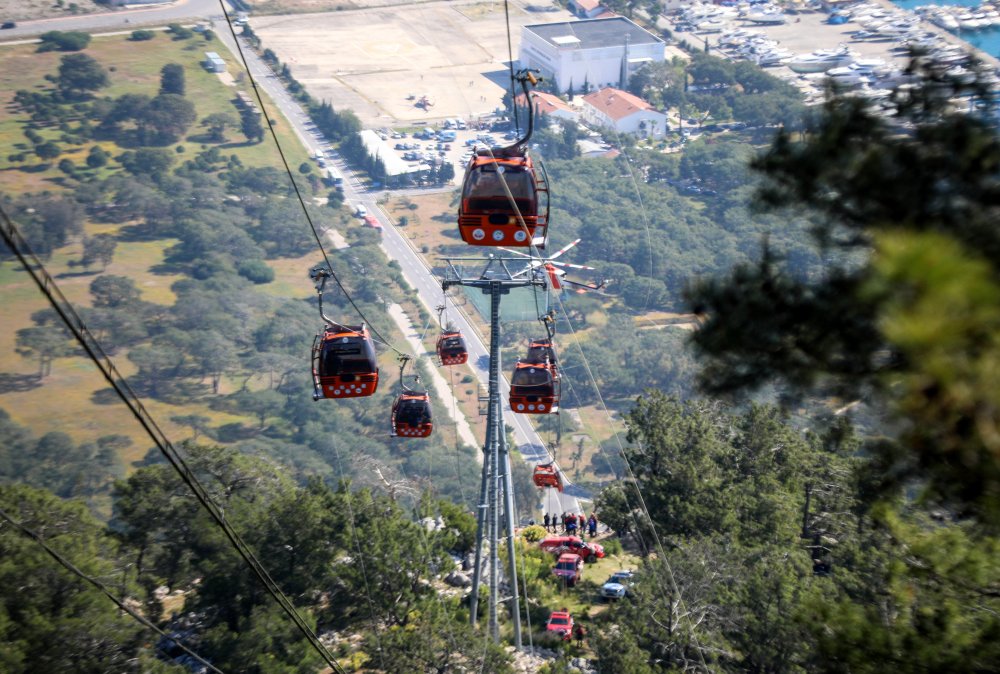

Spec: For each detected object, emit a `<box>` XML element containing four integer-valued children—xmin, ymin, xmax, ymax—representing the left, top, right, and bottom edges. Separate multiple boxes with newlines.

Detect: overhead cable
<box><xmin>0</xmin><ymin>505</ymin><xmax>225</xmax><ymax>674</ymax></box>
<box><xmin>0</xmin><ymin>210</ymin><xmax>346</xmax><ymax>674</ymax></box>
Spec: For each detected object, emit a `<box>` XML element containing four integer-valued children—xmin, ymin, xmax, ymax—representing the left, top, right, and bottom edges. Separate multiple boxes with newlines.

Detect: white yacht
<box><xmin>745</xmin><ymin>11</ymin><xmax>787</xmax><ymax>25</ymax></box>
<box><xmin>787</xmin><ymin>46</ymin><xmax>855</xmax><ymax>74</ymax></box>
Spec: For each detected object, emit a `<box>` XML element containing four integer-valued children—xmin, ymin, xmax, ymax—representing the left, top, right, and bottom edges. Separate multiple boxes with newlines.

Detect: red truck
<box><xmin>538</xmin><ymin>535</ymin><xmax>604</xmax><ymax>563</ymax></box>
<box><xmin>553</xmin><ymin>553</ymin><xmax>583</xmax><ymax>587</ymax></box>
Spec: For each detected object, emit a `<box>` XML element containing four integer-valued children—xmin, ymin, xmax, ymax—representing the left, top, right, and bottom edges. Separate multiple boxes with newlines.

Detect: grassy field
<box><xmin>0</xmin><ymin>31</ymin><xmax>336</xmax><ymax>464</ymax></box>
<box><xmin>0</xmin><ymin>31</ymin><xmax>310</xmax><ymax>195</ymax></box>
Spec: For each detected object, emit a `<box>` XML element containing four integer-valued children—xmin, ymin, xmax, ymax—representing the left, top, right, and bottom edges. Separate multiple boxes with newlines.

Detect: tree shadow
<box><xmin>113</xmin><ymin>223</ymin><xmax>166</xmax><ymax>242</ymax></box>
<box><xmin>91</xmin><ymin>387</ymin><xmax>123</xmax><ymax>405</ymax></box>
<box><xmin>148</xmin><ymin>261</ymin><xmax>190</xmax><ymax>275</ymax></box>
<box><xmin>186</xmin><ymin>133</ymin><xmax>224</xmax><ymax>145</ymax></box>
<box><xmin>55</xmin><ymin>269</ymin><xmax>100</xmax><ymax>279</ymax></box>
<box><xmin>214</xmin><ymin>422</ymin><xmax>258</xmax><ymax>443</ymax></box>
<box><xmin>0</xmin><ymin>373</ymin><xmax>42</xmax><ymax>394</ymax></box>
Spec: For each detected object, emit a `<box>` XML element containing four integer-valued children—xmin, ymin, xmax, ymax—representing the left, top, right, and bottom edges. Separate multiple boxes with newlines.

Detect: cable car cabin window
<box><xmin>396</xmin><ymin>398</ymin><xmax>432</xmax><ymax>425</ymax></box>
<box><xmin>440</xmin><ymin>336</ymin><xmax>464</xmax><ymax>351</ymax></box>
<box><xmin>321</xmin><ymin>338</ymin><xmax>376</xmax><ymax>376</ymax></box>
<box><xmin>511</xmin><ymin>366</ymin><xmax>553</xmax><ymax>388</ymax></box>
<box><xmin>466</xmin><ymin>165</ymin><xmax>535</xmax><ymax>213</ymax></box>
<box><xmin>527</xmin><ymin>342</ymin><xmax>556</xmax><ymax>365</ymax></box>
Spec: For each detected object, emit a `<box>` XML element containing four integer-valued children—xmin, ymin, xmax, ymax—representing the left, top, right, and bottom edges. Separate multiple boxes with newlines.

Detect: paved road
<box><xmin>0</xmin><ymin>0</ymin><xmax>224</xmax><ymax>39</ymax></box>
<box><xmin>222</xmin><ymin>17</ymin><xmax>588</xmax><ymax>517</ymax></box>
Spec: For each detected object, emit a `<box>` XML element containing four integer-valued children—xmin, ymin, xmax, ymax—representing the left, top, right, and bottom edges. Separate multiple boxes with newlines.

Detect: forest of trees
<box><xmin>4</xmin><ymin>24</ymin><xmax>1000</xmax><ymax>674</ymax></box>
<box><xmin>2</xmin><ymin>44</ymin><xmax>486</xmax><ymax>519</ymax></box>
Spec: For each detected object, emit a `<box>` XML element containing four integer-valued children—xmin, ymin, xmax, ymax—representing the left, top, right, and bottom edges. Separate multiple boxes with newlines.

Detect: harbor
<box><xmin>666</xmin><ymin>1</ymin><xmax>1000</xmax><ymax>107</ymax></box>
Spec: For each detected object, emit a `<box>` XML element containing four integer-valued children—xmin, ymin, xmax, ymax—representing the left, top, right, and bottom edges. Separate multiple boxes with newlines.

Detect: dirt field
<box><xmin>250</xmin><ymin>0</ymin><xmax>575</xmax><ymax>126</ymax></box>
<box><xmin>0</xmin><ymin>0</ymin><xmax>103</xmax><ymax>22</ymax></box>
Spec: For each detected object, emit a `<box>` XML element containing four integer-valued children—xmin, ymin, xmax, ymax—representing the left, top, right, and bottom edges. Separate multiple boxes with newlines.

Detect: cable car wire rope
<box><xmin>478</xmin><ymin>63</ymin><xmax>712</xmax><ymax>665</ymax></box>
<box><xmin>217</xmin><ymin>4</ymin><xmax>411</xmax><ymax>360</ymax></box>
<box><xmin>384</xmin><ymin>436</ymin><xmax>469</xmax><ymax>667</ymax></box>
<box><xmin>548</xmin><ymin>294</ymin><xmax>712</xmax><ymax>672</ymax></box>
<box><xmin>503</xmin><ymin>0</ymin><xmax>520</xmax><ymax>136</ymax></box>
<box><xmin>0</xmin><ymin>506</ymin><xmax>226</xmax><ymax>674</ymax></box>
<box><xmin>616</xmin><ymin>144</ymin><xmax>661</xmax><ymax>317</ymax></box>
<box><xmin>0</xmin><ymin>209</ymin><xmax>347</xmax><ymax>674</ymax></box>
<box><xmin>330</xmin><ymin>441</ymin><xmax>387</xmax><ymax>671</ymax></box>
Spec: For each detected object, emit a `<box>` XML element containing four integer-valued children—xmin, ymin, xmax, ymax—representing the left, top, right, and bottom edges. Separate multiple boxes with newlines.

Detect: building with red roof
<box><xmin>515</xmin><ymin>91</ymin><xmax>580</xmax><ymax>123</ymax></box>
<box><xmin>580</xmin><ymin>87</ymin><xmax>666</xmax><ymax>138</ymax></box>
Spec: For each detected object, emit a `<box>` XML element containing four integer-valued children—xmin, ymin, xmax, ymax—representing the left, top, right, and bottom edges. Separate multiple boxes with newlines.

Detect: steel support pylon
<box><xmin>444</xmin><ymin>258</ymin><xmax>545</xmax><ymax>650</ymax></box>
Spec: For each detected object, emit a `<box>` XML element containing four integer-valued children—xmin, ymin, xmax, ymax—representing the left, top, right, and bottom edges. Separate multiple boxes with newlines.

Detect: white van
<box><xmin>354</xmin><ymin>204</ymin><xmax>367</xmax><ymax>218</ymax></box>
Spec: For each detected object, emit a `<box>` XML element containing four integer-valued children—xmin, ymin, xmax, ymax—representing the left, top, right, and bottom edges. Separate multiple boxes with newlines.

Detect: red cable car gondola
<box><xmin>435</xmin><ymin>304</ymin><xmax>468</xmax><ymax>366</ymax></box>
<box><xmin>391</xmin><ymin>356</ymin><xmax>433</xmax><ymax>438</ymax></box>
<box><xmin>533</xmin><ymin>463</ymin><xmax>563</xmax><ymax>491</ymax></box>
<box><xmin>509</xmin><ymin>359</ymin><xmax>559</xmax><ymax>414</ymax></box>
<box><xmin>391</xmin><ymin>391</ymin><xmax>433</xmax><ymax>438</ymax></box>
<box><xmin>457</xmin><ymin>70</ymin><xmax>549</xmax><ymax>249</ymax></box>
<box><xmin>310</xmin><ymin>268</ymin><xmax>379</xmax><ymax>400</ymax></box>
<box><xmin>312</xmin><ymin>324</ymin><xmax>379</xmax><ymax>400</ymax></box>
<box><xmin>437</xmin><ymin>331</ymin><xmax>468</xmax><ymax>366</ymax></box>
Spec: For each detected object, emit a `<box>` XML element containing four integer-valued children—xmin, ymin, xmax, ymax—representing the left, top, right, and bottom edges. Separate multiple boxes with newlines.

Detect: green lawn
<box><xmin>0</xmin><ymin>31</ymin><xmax>310</xmax><ymax>196</ymax></box>
<box><xmin>0</xmin><ymin>32</ymin><xmax>320</xmax><ymax>464</ymax></box>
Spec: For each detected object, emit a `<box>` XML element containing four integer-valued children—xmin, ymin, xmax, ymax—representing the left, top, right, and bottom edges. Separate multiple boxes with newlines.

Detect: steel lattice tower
<box><xmin>443</xmin><ymin>256</ymin><xmax>547</xmax><ymax>648</ymax></box>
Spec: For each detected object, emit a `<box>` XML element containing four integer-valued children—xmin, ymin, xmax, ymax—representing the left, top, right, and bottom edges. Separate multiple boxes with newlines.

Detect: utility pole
<box><xmin>443</xmin><ymin>255</ymin><xmax>546</xmax><ymax>649</ymax></box>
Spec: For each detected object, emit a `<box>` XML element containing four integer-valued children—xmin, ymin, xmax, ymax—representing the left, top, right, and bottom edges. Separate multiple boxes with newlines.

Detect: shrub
<box><xmin>129</xmin><ymin>30</ymin><xmax>155</xmax><ymax>41</ymax></box>
<box><xmin>602</xmin><ymin>537</ymin><xmax>623</xmax><ymax>557</ymax></box>
<box><xmin>522</xmin><ymin>525</ymin><xmax>547</xmax><ymax>543</ymax></box>
<box><xmin>36</xmin><ymin>141</ymin><xmax>61</xmax><ymax>160</ymax></box>
<box><xmin>237</xmin><ymin>259</ymin><xmax>275</xmax><ymax>284</ymax></box>
<box><xmin>38</xmin><ymin>31</ymin><xmax>91</xmax><ymax>52</ymax></box>
<box><xmin>167</xmin><ymin>23</ymin><xmax>193</xmax><ymax>40</ymax></box>
<box><xmin>86</xmin><ymin>145</ymin><xmax>108</xmax><ymax>168</ymax></box>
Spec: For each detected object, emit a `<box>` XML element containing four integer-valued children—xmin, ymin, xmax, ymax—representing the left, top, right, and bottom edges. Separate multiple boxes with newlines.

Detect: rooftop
<box><xmin>523</xmin><ymin>17</ymin><xmax>663</xmax><ymax>51</ymax></box>
<box><xmin>582</xmin><ymin>87</ymin><xmax>654</xmax><ymax>120</ymax></box>
<box><xmin>515</xmin><ymin>91</ymin><xmax>575</xmax><ymax>116</ymax></box>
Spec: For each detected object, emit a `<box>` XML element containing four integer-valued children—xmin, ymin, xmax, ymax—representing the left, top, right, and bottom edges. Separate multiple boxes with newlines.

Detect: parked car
<box><xmin>546</xmin><ymin>610</ymin><xmax>573</xmax><ymax>641</ymax></box>
<box><xmin>600</xmin><ymin>570</ymin><xmax>635</xmax><ymax>600</ymax></box>
<box><xmin>553</xmin><ymin>554</ymin><xmax>583</xmax><ymax>587</ymax></box>
<box><xmin>538</xmin><ymin>536</ymin><xmax>604</xmax><ymax>563</ymax></box>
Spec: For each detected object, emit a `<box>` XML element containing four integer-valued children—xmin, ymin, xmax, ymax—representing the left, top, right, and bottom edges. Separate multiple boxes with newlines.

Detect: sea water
<box><xmin>892</xmin><ymin>0</ymin><xmax>1000</xmax><ymax>58</ymax></box>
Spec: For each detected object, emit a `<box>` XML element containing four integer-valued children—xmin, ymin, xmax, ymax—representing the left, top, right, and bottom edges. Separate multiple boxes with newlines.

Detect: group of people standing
<box><xmin>543</xmin><ymin>512</ymin><xmax>598</xmax><ymax>538</ymax></box>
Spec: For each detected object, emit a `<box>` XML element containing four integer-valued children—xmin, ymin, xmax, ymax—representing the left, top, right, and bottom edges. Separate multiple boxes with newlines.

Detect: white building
<box><xmin>515</xmin><ymin>91</ymin><xmax>580</xmax><ymax>124</ymax></box>
<box><xmin>518</xmin><ymin>17</ymin><xmax>665</xmax><ymax>95</ymax></box>
<box><xmin>580</xmin><ymin>87</ymin><xmax>667</xmax><ymax>138</ymax></box>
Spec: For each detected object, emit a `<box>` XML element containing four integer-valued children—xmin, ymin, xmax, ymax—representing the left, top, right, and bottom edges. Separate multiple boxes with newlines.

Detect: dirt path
<box><xmin>386</xmin><ymin>302</ymin><xmax>481</xmax><ymax>455</ymax></box>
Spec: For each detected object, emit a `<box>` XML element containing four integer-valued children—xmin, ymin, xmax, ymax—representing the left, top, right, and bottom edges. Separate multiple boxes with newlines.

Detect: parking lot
<box><xmin>306</xmin><ymin>116</ymin><xmax>519</xmax><ymax>187</ymax></box>
<box><xmin>376</xmin><ymin>121</ymin><xmax>521</xmax><ymax>186</ymax></box>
